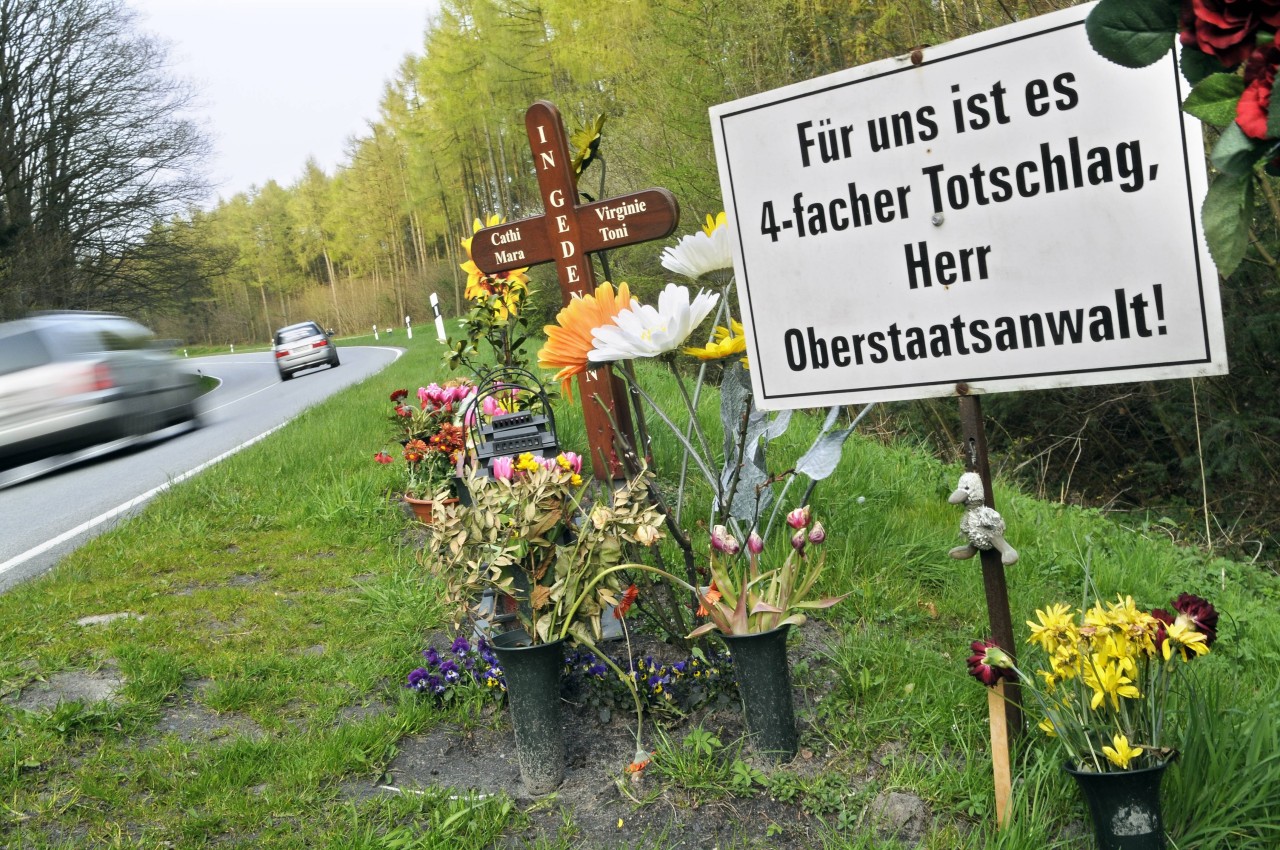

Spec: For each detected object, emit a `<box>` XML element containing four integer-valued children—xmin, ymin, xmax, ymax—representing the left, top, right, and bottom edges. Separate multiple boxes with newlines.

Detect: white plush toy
<box><xmin>948</xmin><ymin>471</ymin><xmax>1018</xmax><ymax>565</ymax></box>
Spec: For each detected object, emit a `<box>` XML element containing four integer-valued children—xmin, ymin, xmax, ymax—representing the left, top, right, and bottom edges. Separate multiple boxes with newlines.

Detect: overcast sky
<box><xmin>128</xmin><ymin>0</ymin><xmax>438</xmax><ymax>207</ymax></box>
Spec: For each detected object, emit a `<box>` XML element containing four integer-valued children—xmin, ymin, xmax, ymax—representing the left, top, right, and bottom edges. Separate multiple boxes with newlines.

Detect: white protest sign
<box><xmin>710</xmin><ymin>2</ymin><xmax>1227</xmax><ymax>410</ymax></box>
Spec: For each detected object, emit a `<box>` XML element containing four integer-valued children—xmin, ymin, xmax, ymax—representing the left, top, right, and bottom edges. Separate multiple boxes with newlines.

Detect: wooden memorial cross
<box><xmin>470</xmin><ymin>100</ymin><xmax>679</xmax><ymax>480</ymax></box>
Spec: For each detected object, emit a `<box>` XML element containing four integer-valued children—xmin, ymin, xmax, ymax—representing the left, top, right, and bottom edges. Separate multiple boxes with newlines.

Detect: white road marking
<box><xmin>1</xmin><ymin>345</ymin><xmax>403</xmax><ymax>580</ymax></box>
<box><xmin>0</xmin><ymin>423</ymin><xmax>288</xmax><ymax>578</ymax></box>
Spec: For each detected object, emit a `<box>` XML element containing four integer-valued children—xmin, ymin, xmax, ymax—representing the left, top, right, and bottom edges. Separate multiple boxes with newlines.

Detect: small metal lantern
<box><xmin>466</xmin><ymin>367</ymin><xmax>560</xmax><ymax>479</ymax></box>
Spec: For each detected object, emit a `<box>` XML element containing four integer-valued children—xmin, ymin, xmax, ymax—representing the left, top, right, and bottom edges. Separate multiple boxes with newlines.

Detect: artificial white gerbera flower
<box><xmin>588</xmin><ymin>283</ymin><xmax>720</xmax><ymax>361</ymax></box>
<box><xmin>660</xmin><ymin>212</ymin><xmax>734</xmax><ymax>282</ymax></box>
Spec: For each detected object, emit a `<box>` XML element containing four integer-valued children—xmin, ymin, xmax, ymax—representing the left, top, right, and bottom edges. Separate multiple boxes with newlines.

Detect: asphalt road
<box><xmin>0</xmin><ymin>345</ymin><xmax>401</xmax><ymax>593</ymax></box>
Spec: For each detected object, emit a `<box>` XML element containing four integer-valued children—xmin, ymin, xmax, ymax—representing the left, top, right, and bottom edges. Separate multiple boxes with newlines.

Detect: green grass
<box><xmin>2</xmin><ymin>327</ymin><xmax>1279</xmax><ymax>847</ymax></box>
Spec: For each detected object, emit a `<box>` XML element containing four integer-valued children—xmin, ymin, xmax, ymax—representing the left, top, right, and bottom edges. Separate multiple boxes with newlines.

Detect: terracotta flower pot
<box><xmin>403</xmin><ymin>495</ymin><xmax>459</xmax><ymax>524</ymax></box>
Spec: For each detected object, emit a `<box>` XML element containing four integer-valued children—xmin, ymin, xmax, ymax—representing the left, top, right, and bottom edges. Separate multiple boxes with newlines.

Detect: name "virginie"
<box><xmin>595</xmin><ymin>199</ymin><xmax>648</xmax><ymax>222</ymax></box>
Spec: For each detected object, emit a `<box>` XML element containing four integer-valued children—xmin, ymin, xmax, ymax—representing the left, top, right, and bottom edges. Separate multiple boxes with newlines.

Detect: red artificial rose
<box><xmin>1238</xmin><ymin>34</ymin><xmax>1280</xmax><ymax>138</ymax></box>
<box><xmin>1181</xmin><ymin>0</ymin><xmax>1280</xmax><ymax>68</ymax></box>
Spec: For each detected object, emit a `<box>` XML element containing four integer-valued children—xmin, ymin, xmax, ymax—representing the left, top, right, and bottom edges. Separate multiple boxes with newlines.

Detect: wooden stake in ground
<box><xmin>988</xmin><ymin>681</ymin><xmax>1012</xmax><ymax>828</ymax></box>
<box><xmin>956</xmin><ymin>390</ymin><xmax>1021</xmax><ymax>828</ymax></box>
<box><xmin>470</xmin><ymin>101</ymin><xmax>679</xmax><ymax>480</ymax></box>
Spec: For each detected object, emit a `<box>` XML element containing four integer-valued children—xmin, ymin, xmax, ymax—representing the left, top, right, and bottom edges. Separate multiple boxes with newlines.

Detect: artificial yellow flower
<box><xmin>1048</xmin><ymin>642</ymin><xmax>1083</xmax><ymax>682</ymax></box>
<box><xmin>683</xmin><ymin>318</ymin><xmax>747</xmax><ymax>363</ymax></box>
<box><xmin>1027</xmin><ymin>603</ymin><xmax>1076</xmax><ymax>654</ymax></box>
<box><xmin>1107</xmin><ymin>594</ymin><xmax>1145</xmax><ymax>626</ymax></box>
<box><xmin>1102</xmin><ymin>734</ymin><xmax>1143</xmax><ymax>769</ymax></box>
<box><xmin>1038</xmin><ymin>716</ymin><xmax>1058</xmax><ymax>738</ymax></box>
<box><xmin>1083</xmin><ymin>655</ymin><xmax>1141</xmax><ymax>711</ymax></box>
<box><xmin>1037</xmin><ymin>668</ymin><xmax>1059</xmax><ymax>692</ymax></box>
<box><xmin>536</xmin><ymin>281</ymin><xmax>635</xmax><ymax>401</ymax></box>
<box><xmin>1105</xmin><ymin>633</ymin><xmax>1140</xmax><ymax>674</ymax></box>
<box><xmin>1162</xmin><ymin>620</ymin><xmax>1210</xmax><ymax>661</ymax></box>
<box><xmin>570</xmin><ymin>113</ymin><xmax>605</xmax><ymax>175</ymax></box>
<box><xmin>460</xmin><ymin>215</ymin><xmax>530</xmax><ymax>320</ymax></box>
<box><xmin>702</xmin><ymin>211</ymin><xmax>727</xmax><ymax>237</ymax></box>
<box><xmin>1082</xmin><ymin>601</ymin><xmax>1116</xmax><ymax>647</ymax></box>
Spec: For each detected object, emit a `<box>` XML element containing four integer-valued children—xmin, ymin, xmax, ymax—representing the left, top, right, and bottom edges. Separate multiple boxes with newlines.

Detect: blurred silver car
<box><xmin>273</xmin><ymin>321</ymin><xmax>339</xmax><ymax>381</ymax></box>
<box><xmin>0</xmin><ymin>311</ymin><xmax>202</xmax><ymax>469</ymax></box>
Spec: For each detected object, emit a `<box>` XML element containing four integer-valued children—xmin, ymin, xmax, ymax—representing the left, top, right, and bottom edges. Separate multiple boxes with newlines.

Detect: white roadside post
<box><xmin>430</xmin><ymin>293</ymin><xmax>447</xmax><ymax>343</ymax></box>
<box><xmin>405</xmin><ymin>315</ymin><xmax>413</xmax><ymax>340</ymax></box>
<box><xmin>372</xmin><ymin>325</ymin><xmax>379</xmax><ymax>341</ymax></box>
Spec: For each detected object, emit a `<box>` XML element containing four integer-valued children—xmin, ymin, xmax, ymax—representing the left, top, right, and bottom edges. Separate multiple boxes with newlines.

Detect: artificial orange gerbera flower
<box><xmin>696</xmin><ymin>581</ymin><xmax>722</xmax><ymax>617</ymax></box>
<box><xmin>613</xmin><ymin>584</ymin><xmax>639</xmax><ymax>619</ymax></box>
<box><xmin>537</xmin><ymin>281</ymin><xmax>635</xmax><ymax>400</ymax></box>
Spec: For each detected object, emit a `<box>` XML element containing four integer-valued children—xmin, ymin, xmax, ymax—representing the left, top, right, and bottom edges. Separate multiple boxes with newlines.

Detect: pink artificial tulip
<box><xmin>482</xmin><ymin>395</ymin><xmax>502</xmax><ymax>417</ymax></box>
<box><xmin>747</xmin><ymin>530</ymin><xmax>764</xmax><ymax>554</ymax></box>
<box><xmin>791</xmin><ymin>530</ymin><xmax>807</xmax><ymax>552</ymax></box>
<box><xmin>561</xmin><ymin>451</ymin><xmax>583</xmax><ymax>474</ymax></box>
<box><xmin>808</xmin><ymin>521</ymin><xmax>826</xmax><ymax>545</ymax></box>
<box><xmin>492</xmin><ymin>455</ymin><xmax>514</xmax><ymax>480</ymax></box>
<box><xmin>711</xmin><ymin>525</ymin><xmax>740</xmax><ymax>555</ymax></box>
<box><xmin>786</xmin><ymin>505</ymin><xmax>811</xmax><ymax>529</ymax></box>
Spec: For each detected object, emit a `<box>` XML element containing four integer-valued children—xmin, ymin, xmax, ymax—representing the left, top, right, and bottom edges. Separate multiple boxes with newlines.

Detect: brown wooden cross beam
<box><xmin>471</xmin><ymin>100</ymin><xmax>680</xmax><ymax>480</ymax></box>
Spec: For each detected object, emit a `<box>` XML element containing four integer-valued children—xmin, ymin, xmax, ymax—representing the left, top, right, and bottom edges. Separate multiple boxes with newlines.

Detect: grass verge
<box><xmin>2</xmin><ymin>330</ymin><xmax>1278</xmax><ymax>848</ymax></box>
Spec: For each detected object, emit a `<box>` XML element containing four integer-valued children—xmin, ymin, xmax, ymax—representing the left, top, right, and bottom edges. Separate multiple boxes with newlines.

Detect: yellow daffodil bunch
<box><xmin>968</xmin><ymin>592</ymin><xmax>1218</xmax><ymax>772</ymax></box>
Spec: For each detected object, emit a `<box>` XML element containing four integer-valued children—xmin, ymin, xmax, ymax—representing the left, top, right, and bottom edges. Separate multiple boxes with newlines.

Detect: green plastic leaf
<box><xmin>1085</xmin><ymin>0</ymin><xmax>1179</xmax><ymax>68</ymax></box>
<box><xmin>1180</xmin><ymin>46</ymin><xmax>1223</xmax><ymax>85</ymax></box>
<box><xmin>1183</xmin><ymin>74</ymin><xmax>1245</xmax><ymax>127</ymax></box>
<box><xmin>1211</xmin><ymin>123</ymin><xmax>1270</xmax><ymax>176</ymax></box>
<box><xmin>1201</xmin><ymin>171</ymin><xmax>1253</xmax><ymax>276</ymax></box>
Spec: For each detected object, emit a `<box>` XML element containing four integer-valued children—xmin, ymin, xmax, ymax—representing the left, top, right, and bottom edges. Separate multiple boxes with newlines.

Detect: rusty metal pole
<box><xmin>957</xmin><ymin>388</ymin><xmax>1023</xmax><ymax>737</ymax></box>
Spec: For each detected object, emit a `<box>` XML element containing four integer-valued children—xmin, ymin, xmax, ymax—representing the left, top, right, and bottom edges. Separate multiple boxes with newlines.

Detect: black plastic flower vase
<box><xmin>721</xmin><ymin>624</ymin><xmax>798</xmax><ymax>761</ymax></box>
<box><xmin>491</xmin><ymin>630</ymin><xmax>566</xmax><ymax>795</ymax></box>
<box><xmin>1064</xmin><ymin>761</ymin><xmax>1169</xmax><ymax>850</ymax></box>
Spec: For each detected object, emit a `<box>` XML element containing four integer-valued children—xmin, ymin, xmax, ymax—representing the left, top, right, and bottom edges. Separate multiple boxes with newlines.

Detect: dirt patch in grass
<box><xmin>3</xmin><ymin>621</ymin><xmax>941</xmax><ymax>848</ymax></box>
<box><xmin>151</xmin><ymin>700</ymin><xmax>268</xmax><ymax>745</ymax></box>
<box><xmin>4</xmin><ymin>669</ymin><xmax>125</xmax><ymax>711</ymax></box>
<box><xmin>366</xmin><ymin>692</ymin><xmax>831</xmax><ymax>849</ymax></box>
<box><xmin>357</xmin><ymin>621</ymin><xmax>939</xmax><ymax>849</ymax></box>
